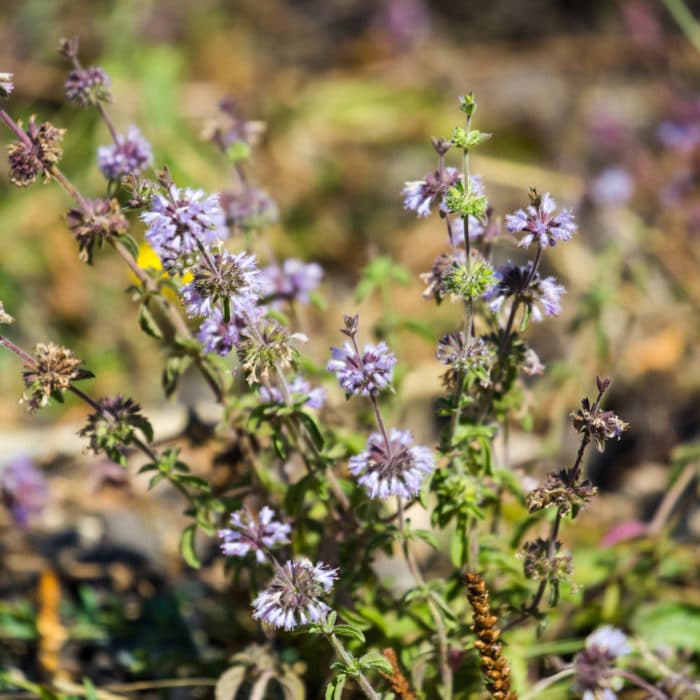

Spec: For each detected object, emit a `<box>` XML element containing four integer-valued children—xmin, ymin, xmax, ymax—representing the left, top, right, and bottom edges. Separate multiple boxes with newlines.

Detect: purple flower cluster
<box><xmin>1</xmin><ymin>456</ymin><xmax>48</xmax><ymax>527</ymax></box>
<box><xmin>483</xmin><ymin>262</ymin><xmax>565</xmax><ymax>321</ymax></box>
<box><xmin>505</xmin><ymin>192</ymin><xmax>577</xmax><ymax>248</ymax></box>
<box><xmin>65</xmin><ymin>66</ymin><xmax>111</xmax><ymax>107</ymax></box>
<box><xmin>141</xmin><ymin>185</ymin><xmax>228</xmax><ymax>270</ymax></box>
<box><xmin>259</xmin><ymin>376</ymin><xmax>326</xmax><ymax>409</ymax></box>
<box><xmin>402</xmin><ymin>167</ymin><xmax>461</xmax><ymax>217</ymax></box>
<box><xmin>260</xmin><ymin>259</ymin><xmax>323</xmax><ymax>306</ymax></box>
<box><xmin>349</xmin><ymin>429</ymin><xmax>435</xmax><ymax>499</ymax></box>
<box><xmin>196</xmin><ymin>307</ymin><xmax>252</xmax><ymax>355</ymax></box>
<box><xmin>98</xmin><ymin>126</ymin><xmax>153</xmax><ymax>180</ymax></box>
<box><xmin>327</xmin><ymin>341</ymin><xmax>396</xmax><ymax>397</ymax></box>
<box><xmin>252</xmin><ymin>558</ymin><xmax>337</xmax><ymax>630</ymax></box>
<box><xmin>575</xmin><ymin>626</ymin><xmax>630</xmax><ymax>700</ymax></box>
<box><xmin>219</xmin><ymin>506</ymin><xmax>290</xmax><ymax>563</ymax></box>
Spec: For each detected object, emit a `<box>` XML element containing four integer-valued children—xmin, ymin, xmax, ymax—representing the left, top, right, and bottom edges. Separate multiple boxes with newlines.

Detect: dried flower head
<box><xmin>260</xmin><ymin>258</ymin><xmax>323</xmax><ymax>307</ymax></box>
<box><xmin>78</xmin><ymin>395</ymin><xmax>153</xmax><ymax>465</ymax></box>
<box><xmin>98</xmin><ymin>125</ymin><xmax>153</xmax><ymax>180</ymax></box>
<box><xmin>1</xmin><ymin>456</ymin><xmax>48</xmax><ymax>527</ymax></box>
<box><xmin>520</xmin><ymin>538</ymin><xmax>573</xmax><ymax>583</ymax></box>
<box><xmin>0</xmin><ymin>300</ymin><xmax>14</xmax><ymax>325</ymax></box>
<box><xmin>465</xmin><ymin>572</ymin><xmax>518</xmax><ymax>700</ymax></box>
<box><xmin>349</xmin><ymin>429</ymin><xmax>434</xmax><ymax>499</ymax></box>
<box><xmin>239</xmin><ymin>319</ymin><xmax>299</xmax><ymax>384</ymax></box>
<box><xmin>572</xmin><ymin>397</ymin><xmax>629</xmax><ymax>452</ymax></box>
<box><xmin>526</xmin><ymin>469</ymin><xmax>597</xmax><ymax>516</ymax></box>
<box><xmin>7</xmin><ymin>116</ymin><xmax>65</xmax><ymax>186</ymax></box>
<box><xmin>141</xmin><ymin>185</ymin><xmax>228</xmax><ymax>271</ymax></box>
<box><xmin>21</xmin><ymin>343</ymin><xmax>92</xmax><ymax>413</ymax></box>
<box><xmin>0</xmin><ymin>71</ymin><xmax>14</xmax><ymax>99</ymax></box>
<box><xmin>327</xmin><ymin>341</ymin><xmax>396</xmax><ymax>397</ymax></box>
<box><xmin>574</xmin><ymin>626</ymin><xmax>630</xmax><ymax>700</ymax></box>
<box><xmin>64</xmin><ymin>66</ymin><xmax>111</xmax><ymax>107</ymax></box>
<box><xmin>252</xmin><ymin>558</ymin><xmax>337</xmax><ymax>630</ymax></box>
<box><xmin>220</xmin><ymin>187</ymin><xmax>279</xmax><ymax>232</ymax></box>
<box><xmin>180</xmin><ymin>250</ymin><xmax>261</xmax><ymax>318</ymax></box>
<box><xmin>66</xmin><ymin>198</ymin><xmax>128</xmax><ymax>264</ymax></box>
<box><xmin>219</xmin><ymin>506</ymin><xmax>291</xmax><ymax>563</ymax></box>
<box><xmin>483</xmin><ymin>262</ymin><xmax>565</xmax><ymax>321</ymax></box>
<box><xmin>505</xmin><ymin>189</ymin><xmax>577</xmax><ymax>248</ymax></box>
<box><xmin>402</xmin><ymin>167</ymin><xmax>462</xmax><ymax>217</ymax></box>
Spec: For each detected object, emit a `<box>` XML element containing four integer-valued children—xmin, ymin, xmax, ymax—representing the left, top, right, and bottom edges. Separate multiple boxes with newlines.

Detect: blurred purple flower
<box><xmin>575</xmin><ymin>626</ymin><xmax>631</xmax><ymax>700</ymax></box>
<box><xmin>349</xmin><ymin>428</ymin><xmax>434</xmax><ymax>499</ymax></box>
<box><xmin>260</xmin><ymin>259</ymin><xmax>323</xmax><ymax>306</ymax></box>
<box><xmin>402</xmin><ymin>167</ymin><xmax>462</xmax><ymax>217</ymax></box>
<box><xmin>219</xmin><ymin>506</ymin><xmax>290</xmax><ymax>563</ymax></box>
<box><xmin>252</xmin><ymin>558</ymin><xmax>337</xmax><ymax>630</ymax></box>
<box><xmin>220</xmin><ymin>187</ymin><xmax>279</xmax><ymax>232</ymax></box>
<box><xmin>98</xmin><ymin>126</ymin><xmax>153</xmax><ymax>180</ymax></box>
<box><xmin>589</xmin><ymin>167</ymin><xmax>635</xmax><ymax>208</ymax></box>
<box><xmin>327</xmin><ymin>341</ymin><xmax>396</xmax><ymax>397</ymax></box>
<box><xmin>1</xmin><ymin>456</ymin><xmax>48</xmax><ymax>527</ymax></box>
<box><xmin>0</xmin><ymin>71</ymin><xmax>13</xmax><ymax>99</ymax></box>
<box><xmin>259</xmin><ymin>376</ymin><xmax>326</xmax><ymax>409</ymax></box>
<box><xmin>197</xmin><ymin>307</ymin><xmax>251</xmax><ymax>355</ymax></box>
<box><xmin>65</xmin><ymin>66</ymin><xmax>111</xmax><ymax>107</ymax></box>
<box><xmin>505</xmin><ymin>191</ymin><xmax>577</xmax><ymax>248</ymax></box>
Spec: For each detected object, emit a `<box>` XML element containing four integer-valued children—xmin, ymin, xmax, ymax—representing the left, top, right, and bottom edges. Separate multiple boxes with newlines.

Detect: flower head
<box><xmin>0</xmin><ymin>72</ymin><xmax>14</xmax><ymax>99</ymax></box>
<box><xmin>572</xmin><ymin>398</ymin><xmax>629</xmax><ymax>452</ymax></box>
<box><xmin>575</xmin><ymin>627</ymin><xmax>631</xmax><ymax>700</ymax></box>
<box><xmin>202</xmin><ymin>96</ymin><xmax>266</xmax><ymax>157</ymax></box>
<box><xmin>98</xmin><ymin>126</ymin><xmax>153</xmax><ymax>180</ymax></box>
<box><xmin>483</xmin><ymin>262</ymin><xmax>565</xmax><ymax>321</ymax></box>
<box><xmin>220</xmin><ymin>187</ymin><xmax>279</xmax><ymax>232</ymax></box>
<box><xmin>526</xmin><ymin>469</ymin><xmax>597</xmax><ymax>515</ymax></box>
<box><xmin>21</xmin><ymin>343</ymin><xmax>93</xmax><ymax>412</ymax></box>
<box><xmin>259</xmin><ymin>376</ymin><xmax>326</xmax><ymax>409</ymax></box>
<box><xmin>402</xmin><ymin>167</ymin><xmax>462</xmax><ymax>217</ymax></box>
<box><xmin>66</xmin><ymin>198</ymin><xmax>128</xmax><ymax>264</ymax></box>
<box><xmin>238</xmin><ymin>319</ymin><xmax>300</xmax><ymax>384</ymax></box>
<box><xmin>141</xmin><ymin>185</ymin><xmax>228</xmax><ymax>271</ymax></box>
<box><xmin>252</xmin><ymin>558</ymin><xmax>337</xmax><ymax>630</ymax></box>
<box><xmin>436</xmin><ymin>333</ymin><xmax>492</xmax><ymax>373</ymax></box>
<box><xmin>327</xmin><ymin>341</ymin><xmax>396</xmax><ymax>397</ymax></box>
<box><xmin>65</xmin><ymin>66</ymin><xmax>111</xmax><ymax>107</ymax></box>
<box><xmin>349</xmin><ymin>429</ymin><xmax>435</xmax><ymax>499</ymax></box>
<box><xmin>219</xmin><ymin>506</ymin><xmax>291</xmax><ymax>564</ymax></box>
<box><xmin>7</xmin><ymin>116</ymin><xmax>65</xmax><ymax>186</ymax></box>
<box><xmin>180</xmin><ymin>250</ymin><xmax>261</xmax><ymax>318</ymax></box>
<box><xmin>1</xmin><ymin>456</ymin><xmax>48</xmax><ymax>527</ymax></box>
<box><xmin>260</xmin><ymin>259</ymin><xmax>323</xmax><ymax>306</ymax></box>
<box><xmin>197</xmin><ymin>307</ymin><xmax>252</xmax><ymax>356</ymax></box>
<box><xmin>505</xmin><ymin>190</ymin><xmax>577</xmax><ymax>248</ymax></box>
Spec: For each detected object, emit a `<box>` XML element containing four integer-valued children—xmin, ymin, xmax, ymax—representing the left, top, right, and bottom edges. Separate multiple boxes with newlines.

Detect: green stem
<box><xmin>326</xmin><ymin>633</ymin><xmax>381</xmax><ymax>700</ymax></box>
<box><xmin>662</xmin><ymin>0</ymin><xmax>700</xmax><ymax>53</ymax></box>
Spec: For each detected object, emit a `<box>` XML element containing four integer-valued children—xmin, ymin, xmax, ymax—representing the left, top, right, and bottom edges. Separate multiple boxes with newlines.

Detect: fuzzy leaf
<box><xmin>180</xmin><ymin>524</ymin><xmax>201</xmax><ymax>570</ymax></box>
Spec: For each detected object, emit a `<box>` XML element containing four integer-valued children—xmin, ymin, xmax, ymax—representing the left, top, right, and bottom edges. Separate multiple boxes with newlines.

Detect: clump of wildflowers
<box><xmin>141</xmin><ymin>184</ymin><xmax>228</xmax><ymax>271</ymax></box>
<box><xmin>7</xmin><ymin>116</ymin><xmax>65</xmax><ymax>186</ymax></box>
<box><xmin>66</xmin><ymin>198</ymin><xmax>129</xmax><ymax>263</ymax></box>
<box><xmin>180</xmin><ymin>250</ymin><xmax>261</xmax><ymax>318</ymax></box>
<box><xmin>98</xmin><ymin>125</ymin><xmax>153</xmax><ymax>180</ymax></box>
<box><xmin>1</xmin><ymin>456</ymin><xmax>48</xmax><ymax>527</ymax></box>
<box><xmin>79</xmin><ymin>395</ymin><xmax>153</xmax><ymax>465</ymax></box>
<box><xmin>0</xmin><ymin>72</ymin><xmax>13</xmax><ymax>99</ymax></box>
<box><xmin>219</xmin><ymin>506</ymin><xmax>291</xmax><ymax>563</ymax></box>
<box><xmin>260</xmin><ymin>259</ymin><xmax>323</xmax><ymax>306</ymax></box>
<box><xmin>574</xmin><ymin>626</ymin><xmax>631</xmax><ymax>700</ymax></box>
<box><xmin>483</xmin><ymin>261</ymin><xmax>566</xmax><ymax>321</ymax></box>
<box><xmin>260</xmin><ymin>376</ymin><xmax>325</xmax><ymax>409</ymax></box>
<box><xmin>64</xmin><ymin>66</ymin><xmax>111</xmax><ymax>107</ymax></box>
<box><xmin>252</xmin><ymin>558</ymin><xmax>337</xmax><ymax>630</ymax></box>
<box><xmin>349</xmin><ymin>429</ymin><xmax>434</xmax><ymax>499</ymax></box>
<box><xmin>21</xmin><ymin>343</ymin><xmax>93</xmax><ymax>412</ymax></box>
<box><xmin>506</xmin><ymin>189</ymin><xmax>577</xmax><ymax>248</ymax></box>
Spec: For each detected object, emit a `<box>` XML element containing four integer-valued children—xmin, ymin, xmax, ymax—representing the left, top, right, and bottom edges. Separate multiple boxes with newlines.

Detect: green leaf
<box><xmin>179</xmin><ymin>524</ymin><xmax>201</xmax><ymax>570</ymax></box>
<box><xmin>82</xmin><ymin>679</ymin><xmax>98</xmax><ymax>700</ymax></box>
<box><xmin>632</xmin><ymin>602</ymin><xmax>700</xmax><ymax>652</ymax></box>
<box><xmin>297</xmin><ymin>410</ymin><xmax>324</xmax><ymax>450</ymax></box>
<box><xmin>333</xmin><ymin>624</ymin><xmax>366</xmax><ymax>644</ymax></box>
<box><xmin>116</xmin><ymin>233</ymin><xmax>140</xmax><ymax>260</ymax></box>
<box><xmin>407</xmin><ymin>529</ymin><xmax>439</xmax><ymax>550</ymax></box>
<box><xmin>325</xmin><ymin>674</ymin><xmax>347</xmax><ymax>700</ymax></box>
<box><xmin>359</xmin><ymin>651</ymin><xmax>393</xmax><ymax>674</ymax></box>
<box><xmin>272</xmin><ymin>431</ymin><xmax>288</xmax><ymax>460</ymax></box>
<box><xmin>139</xmin><ymin>304</ymin><xmax>164</xmax><ymax>340</ymax></box>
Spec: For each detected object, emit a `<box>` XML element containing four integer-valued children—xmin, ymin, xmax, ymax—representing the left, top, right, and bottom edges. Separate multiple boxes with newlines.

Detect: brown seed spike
<box><xmin>465</xmin><ymin>572</ymin><xmax>518</xmax><ymax>700</ymax></box>
<box><xmin>380</xmin><ymin>648</ymin><xmax>417</xmax><ymax>700</ymax></box>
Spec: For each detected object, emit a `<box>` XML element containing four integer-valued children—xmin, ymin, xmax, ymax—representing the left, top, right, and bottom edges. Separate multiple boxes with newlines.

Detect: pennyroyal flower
<box><xmin>260</xmin><ymin>258</ymin><xmax>323</xmax><ymax>306</ymax></box>
<box><xmin>219</xmin><ymin>506</ymin><xmax>291</xmax><ymax>563</ymax></box>
<box><xmin>349</xmin><ymin>428</ymin><xmax>435</xmax><ymax>499</ymax></box>
<box><xmin>1</xmin><ymin>456</ymin><xmax>48</xmax><ymax>527</ymax></box>
<box><xmin>65</xmin><ymin>66</ymin><xmax>111</xmax><ymax>107</ymax></box>
<box><xmin>7</xmin><ymin>117</ymin><xmax>65</xmax><ymax>186</ymax></box>
<box><xmin>197</xmin><ymin>307</ymin><xmax>251</xmax><ymax>356</ymax></box>
<box><xmin>259</xmin><ymin>376</ymin><xmax>326</xmax><ymax>409</ymax></box>
<box><xmin>98</xmin><ymin>125</ymin><xmax>153</xmax><ymax>180</ymax></box>
<box><xmin>574</xmin><ymin>626</ymin><xmax>631</xmax><ymax>700</ymax></box>
<box><xmin>505</xmin><ymin>190</ymin><xmax>577</xmax><ymax>248</ymax></box>
<box><xmin>327</xmin><ymin>341</ymin><xmax>396</xmax><ymax>397</ymax></box>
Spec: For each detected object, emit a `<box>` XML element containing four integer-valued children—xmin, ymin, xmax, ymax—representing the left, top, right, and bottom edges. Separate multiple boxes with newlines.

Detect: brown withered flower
<box><xmin>571</xmin><ymin>396</ymin><xmax>629</xmax><ymax>453</ymax></box>
<box><xmin>465</xmin><ymin>572</ymin><xmax>517</xmax><ymax>700</ymax></box>
<box><xmin>66</xmin><ymin>198</ymin><xmax>129</xmax><ymax>264</ymax></box>
<box><xmin>7</xmin><ymin>116</ymin><xmax>65</xmax><ymax>186</ymax></box>
<box><xmin>520</xmin><ymin>538</ymin><xmax>573</xmax><ymax>584</ymax></box>
<box><xmin>21</xmin><ymin>343</ymin><xmax>93</xmax><ymax>412</ymax></box>
<box><xmin>526</xmin><ymin>469</ymin><xmax>597</xmax><ymax>516</ymax></box>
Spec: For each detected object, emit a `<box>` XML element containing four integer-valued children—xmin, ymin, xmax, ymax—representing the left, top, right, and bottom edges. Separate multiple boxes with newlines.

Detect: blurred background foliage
<box><xmin>0</xmin><ymin>0</ymin><xmax>699</xmax><ymax>695</ymax></box>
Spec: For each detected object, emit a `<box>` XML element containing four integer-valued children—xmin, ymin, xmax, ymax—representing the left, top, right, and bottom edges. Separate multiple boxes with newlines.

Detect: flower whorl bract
<box><xmin>98</xmin><ymin>125</ymin><xmax>153</xmax><ymax>180</ymax></box>
<box><xmin>238</xmin><ymin>319</ymin><xmax>299</xmax><ymax>385</ymax></box>
<box><xmin>218</xmin><ymin>506</ymin><xmax>291</xmax><ymax>563</ymax></box>
<box><xmin>349</xmin><ymin>429</ymin><xmax>435</xmax><ymax>500</ymax></box>
<box><xmin>21</xmin><ymin>343</ymin><xmax>93</xmax><ymax>413</ymax></box>
<box><xmin>327</xmin><ymin>341</ymin><xmax>396</xmax><ymax>398</ymax></box>
<box><xmin>7</xmin><ymin>116</ymin><xmax>65</xmax><ymax>187</ymax></box>
<box><xmin>505</xmin><ymin>190</ymin><xmax>577</xmax><ymax>249</ymax></box>
<box><xmin>66</xmin><ymin>198</ymin><xmax>129</xmax><ymax>264</ymax></box>
<box><xmin>252</xmin><ymin>558</ymin><xmax>337</xmax><ymax>630</ymax></box>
